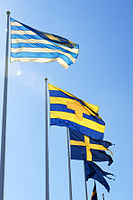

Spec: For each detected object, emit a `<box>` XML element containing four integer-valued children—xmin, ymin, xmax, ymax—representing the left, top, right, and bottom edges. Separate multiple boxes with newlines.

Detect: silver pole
<box><xmin>67</xmin><ymin>128</ymin><xmax>73</xmax><ymax>200</ymax></box>
<box><xmin>84</xmin><ymin>161</ymin><xmax>88</xmax><ymax>200</ymax></box>
<box><xmin>0</xmin><ymin>11</ymin><xmax>10</xmax><ymax>200</ymax></box>
<box><xmin>45</xmin><ymin>78</ymin><xmax>49</xmax><ymax>200</ymax></box>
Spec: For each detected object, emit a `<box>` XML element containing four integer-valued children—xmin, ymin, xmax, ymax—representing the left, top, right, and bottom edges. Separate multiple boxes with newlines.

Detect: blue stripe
<box><xmin>10</xmin><ymin>18</ymin><xmax>15</xmax><ymax>22</ymax></box>
<box><xmin>50</xmin><ymin>104</ymin><xmax>75</xmax><ymax>114</ymax></box>
<box><xmin>50</xmin><ymin>118</ymin><xmax>104</xmax><ymax>140</ymax></box>
<box><xmin>49</xmin><ymin>90</ymin><xmax>102</xmax><ymax>117</ymax></box>
<box><xmin>11</xmin><ymin>25</ymin><xmax>31</xmax><ymax>31</ymax></box>
<box><xmin>11</xmin><ymin>34</ymin><xmax>79</xmax><ymax>50</ymax></box>
<box><xmin>11</xmin><ymin>52</ymin><xmax>73</xmax><ymax>65</ymax></box>
<box><xmin>11</xmin><ymin>34</ymin><xmax>50</xmax><ymax>41</ymax></box>
<box><xmin>49</xmin><ymin>90</ymin><xmax>85</xmax><ymax>106</ymax></box>
<box><xmin>50</xmin><ymin>104</ymin><xmax>105</xmax><ymax>125</ymax></box>
<box><xmin>50</xmin><ymin>90</ymin><xmax>74</xmax><ymax>99</ymax></box>
<box><xmin>11</xmin><ymin>43</ymin><xmax>78</xmax><ymax>58</ymax></box>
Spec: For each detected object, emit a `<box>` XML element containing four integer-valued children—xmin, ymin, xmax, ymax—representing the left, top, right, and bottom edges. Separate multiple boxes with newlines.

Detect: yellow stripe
<box><xmin>11</xmin><ymin>21</ymin><xmax>22</xmax><ymax>26</ymax></box>
<box><xmin>11</xmin><ymin>48</ymin><xmax>76</xmax><ymax>63</ymax></box>
<box><xmin>85</xmin><ymin>136</ymin><xmax>92</xmax><ymax>161</ymax></box>
<box><xmin>11</xmin><ymin>39</ymin><xmax>79</xmax><ymax>54</ymax></box>
<box><xmin>90</xmin><ymin>144</ymin><xmax>108</xmax><ymax>151</ymax></box>
<box><xmin>57</xmin><ymin>58</ymin><xmax>69</xmax><ymax>69</ymax></box>
<box><xmin>49</xmin><ymin>85</ymin><xmax>99</xmax><ymax>114</ymax></box>
<box><xmin>11</xmin><ymin>30</ymin><xmax>36</xmax><ymax>35</ymax></box>
<box><xmin>50</xmin><ymin>97</ymin><xmax>74</xmax><ymax>104</ymax></box>
<box><xmin>50</xmin><ymin>97</ymin><xmax>96</xmax><ymax>116</ymax></box>
<box><xmin>91</xmin><ymin>190</ymin><xmax>96</xmax><ymax>200</ymax></box>
<box><xmin>70</xmin><ymin>139</ymin><xmax>108</xmax><ymax>151</ymax></box>
<box><xmin>70</xmin><ymin>140</ymin><xmax>85</xmax><ymax>146</ymax></box>
<box><xmin>44</xmin><ymin>33</ymin><xmax>60</xmax><ymax>41</ymax></box>
<box><xmin>10</xmin><ymin>57</ymin><xmax>69</xmax><ymax>69</ymax></box>
<box><xmin>50</xmin><ymin>111</ymin><xmax>105</xmax><ymax>133</ymax></box>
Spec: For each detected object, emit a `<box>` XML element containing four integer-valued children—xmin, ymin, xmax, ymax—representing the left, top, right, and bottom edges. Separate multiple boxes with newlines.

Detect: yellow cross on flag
<box><xmin>49</xmin><ymin>84</ymin><xmax>105</xmax><ymax>140</ymax></box>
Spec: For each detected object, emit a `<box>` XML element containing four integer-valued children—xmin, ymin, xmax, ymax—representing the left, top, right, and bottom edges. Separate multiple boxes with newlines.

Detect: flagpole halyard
<box><xmin>67</xmin><ymin>128</ymin><xmax>73</xmax><ymax>200</ymax></box>
<box><xmin>0</xmin><ymin>11</ymin><xmax>10</xmax><ymax>200</ymax></box>
<box><xmin>45</xmin><ymin>78</ymin><xmax>49</xmax><ymax>200</ymax></box>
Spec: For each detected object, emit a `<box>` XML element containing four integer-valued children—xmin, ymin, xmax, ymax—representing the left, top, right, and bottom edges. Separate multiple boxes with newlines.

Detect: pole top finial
<box><xmin>6</xmin><ymin>11</ymin><xmax>10</xmax><ymax>15</ymax></box>
<box><xmin>45</xmin><ymin>78</ymin><xmax>48</xmax><ymax>81</ymax></box>
<box><xmin>102</xmin><ymin>193</ymin><xmax>104</xmax><ymax>197</ymax></box>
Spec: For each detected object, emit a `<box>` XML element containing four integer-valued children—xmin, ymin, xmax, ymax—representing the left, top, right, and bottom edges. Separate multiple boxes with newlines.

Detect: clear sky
<box><xmin>0</xmin><ymin>0</ymin><xmax>133</xmax><ymax>200</ymax></box>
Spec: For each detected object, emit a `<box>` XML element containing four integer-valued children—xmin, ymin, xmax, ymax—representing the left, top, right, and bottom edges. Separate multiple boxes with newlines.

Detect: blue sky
<box><xmin>0</xmin><ymin>0</ymin><xmax>133</xmax><ymax>199</ymax></box>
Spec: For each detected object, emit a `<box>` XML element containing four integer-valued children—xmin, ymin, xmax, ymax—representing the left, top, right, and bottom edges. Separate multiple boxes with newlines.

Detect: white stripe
<box><xmin>11</xmin><ymin>21</ymin><xmax>22</xmax><ymax>26</ymax></box>
<box><xmin>11</xmin><ymin>30</ymin><xmax>36</xmax><ymax>35</ymax></box>
<box><xmin>11</xmin><ymin>39</ymin><xmax>79</xmax><ymax>54</ymax></box>
<box><xmin>11</xmin><ymin>48</ymin><xmax>76</xmax><ymax>63</ymax></box>
<box><xmin>10</xmin><ymin>57</ymin><xmax>69</xmax><ymax>69</ymax></box>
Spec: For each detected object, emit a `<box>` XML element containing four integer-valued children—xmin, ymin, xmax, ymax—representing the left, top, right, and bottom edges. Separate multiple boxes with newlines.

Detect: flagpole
<box><xmin>84</xmin><ymin>161</ymin><xmax>88</xmax><ymax>200</ymax></box>
<box><xmin>67</xmin><ymin>128</ymin><xmax>73</xmax><ymax>200</ymax></box>
<box><xmin>0</xmin><ymin>11</ymin><xmax>10</xmax><ymax>200</ymax></box>
<box><xmin>102</xmin><ymin>193</ymin><xmax>105</xmax><ymax>200</ymax></box>
<box><xmin>45</xmin><ymin>78</ymin><xmax>49</xmax><ymax>200</ymax></box>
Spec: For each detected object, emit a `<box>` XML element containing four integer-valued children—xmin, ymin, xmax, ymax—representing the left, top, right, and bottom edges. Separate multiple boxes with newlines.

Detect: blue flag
<box><xmin>85</xmin><ymin>161</ymin><xmax>114</xmax><ymax>192</ymax></box>
<box><xmin>70</xmin><ymin>129</ymin><xmax>113</xmax><ymax>165</ymax></box>
<box><xmin>10</xmin><ymin>18</ymin><xmax>79</xmax><ymax>69</ymax></box>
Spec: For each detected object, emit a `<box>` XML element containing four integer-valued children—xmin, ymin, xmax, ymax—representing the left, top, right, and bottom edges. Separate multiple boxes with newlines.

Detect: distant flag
<box><xmin>70</xmin><ymin>129</ymin><xmax>113</xmax><ymax>165</ymax></box>
<box><xmin>85</xmin><ymin>161</ymin><xmax>114</xmax><ymax>192</ymax></box>
<box><xmin>10</xmin><ymin>18</ymin><xmax>79</xmax><ymax>69</ymax></box>
<box><xmin>91</xmin><ymin>181</ymin><xmax>98</xmax><ymax>200</ymax></box>
<box><xmin>49</xmin><ymin>84</ymin><xmax>105</xmax><ymax>140</ymax></box>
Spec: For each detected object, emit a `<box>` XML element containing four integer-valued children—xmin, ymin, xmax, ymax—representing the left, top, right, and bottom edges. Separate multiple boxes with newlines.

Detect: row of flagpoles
<box><xmin>0</xmin><ymin>11</ymin><xmax>114</xmax><ymax>200</ymax></box>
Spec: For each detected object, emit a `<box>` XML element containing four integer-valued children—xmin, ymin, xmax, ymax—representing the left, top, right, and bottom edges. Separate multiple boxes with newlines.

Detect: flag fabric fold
<box><xmin>70</xmin><ymin>129</ymin><xmax>113</xmax><ymax>165</ymax></box>
<box><xmin>85</xmin><ymin>161</ymin><xmax>114</xmax><ymax>192</ymax></box>
<box><xmin>49</xmin><ymin>84</ymin><xmax>105</xmax><ymax>140</ymax></box>
<box><xmin>10</xmin><ymin>18</ymin><xmax>79</xmax><ymax>69</ymax></box>
<box><xmin>91</xmin><ymin>181</ymin><xmax>98</xmax><ymax>200</ymax></box>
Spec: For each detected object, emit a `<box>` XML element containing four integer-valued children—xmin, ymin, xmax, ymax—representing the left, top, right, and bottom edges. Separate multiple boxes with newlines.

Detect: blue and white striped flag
<box><xmin>10</xmin><ymin>18</ymin><xmax>79</xmax><ymax>69</ymax></box>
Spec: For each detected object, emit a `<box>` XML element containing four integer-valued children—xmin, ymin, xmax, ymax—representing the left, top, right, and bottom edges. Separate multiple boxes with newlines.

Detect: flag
<box><xmin>70</xmin><ymin>129</ymin><xmax>113</xmax><ymax>165</ymax></box>
<box><xmin>91</xmin><ymin>181</ymin><xmax>98</xmax><ymax>200</ymax></box>
<box><xmin>85</xmin><ymin>161</ymin><xmax>114</xmax><ymax>192</ymax></box>
<box><xmin>49</xmin><ymin>84</ymin><xmax>105</xmax><ymax>140</ymax></box>
<box><xmin>10</xmin><ymin>18</ymin><xmax>79</xmax><ymax>69</ymax></box>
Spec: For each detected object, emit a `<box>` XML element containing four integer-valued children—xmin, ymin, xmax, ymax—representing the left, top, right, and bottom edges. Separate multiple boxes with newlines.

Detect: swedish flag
<box><xmin>49</xmin><ymin>84</ymin><xmax>105</xmax><ymax>140</ymax></box>
<box><xmin>10</xmin><ymin>18</ymin><xmax>79</xmax><ymax>69</ymax></box>
<box><xmin>70</xmin><ymin>129</ymin><xmax>113</xmax><ymax>165</ymax></box>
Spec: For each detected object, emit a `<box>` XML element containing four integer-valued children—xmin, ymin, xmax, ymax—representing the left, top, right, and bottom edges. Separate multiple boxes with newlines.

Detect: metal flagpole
<box><xmin>0</xmin><ymin>11</ymin><xmax>10</xmax><ymax>200</ymax></box>
<box><xmin>45</xmin><ymin>78</ymin><xmax>49</xmax><ymax>200</ymax></box>
<box><xmin>84</xmin><ymin>161</ymin><xmax>88</xmax><ymax>200</ymax></box>
<box><xmin>67</xmin><ymin>128</ymin><xmax>73</xmax><ymax>200</ymax></box>
<box><xmin>102</xmin><ymin>193</ymin><xmax>105</xmax><ymax>200</ymax></box>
